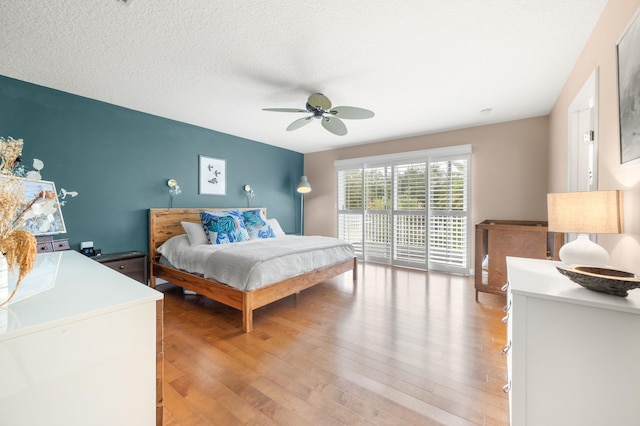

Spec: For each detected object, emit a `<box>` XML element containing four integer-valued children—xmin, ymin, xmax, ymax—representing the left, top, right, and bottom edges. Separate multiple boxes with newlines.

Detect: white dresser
<box><xmin>505</xmin><ymin>257</ymin><xmax>640</xmax><ymax>426</ymax></box>
<box><xmin>0</xmin><ymin>251</ymin><xmax>163</xmax><ymax>426</ymax></box>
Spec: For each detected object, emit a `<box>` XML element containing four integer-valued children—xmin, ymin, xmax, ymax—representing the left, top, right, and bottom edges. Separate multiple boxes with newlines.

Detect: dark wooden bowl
<box><xmin>557</xmin><ymin>265</ymin><xmax>640</xmax><ymax>297</ymax></box>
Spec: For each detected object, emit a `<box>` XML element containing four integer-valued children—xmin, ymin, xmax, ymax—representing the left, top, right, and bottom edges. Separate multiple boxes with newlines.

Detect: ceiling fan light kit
<box><xmin>263</xmin><ymin>93</ymin><xmax>374</xmax><ymax>136</ymax></box>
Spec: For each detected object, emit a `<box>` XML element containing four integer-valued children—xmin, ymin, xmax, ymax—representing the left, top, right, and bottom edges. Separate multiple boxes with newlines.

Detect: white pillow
<box><xmin>267</xmin><ymin>218</ymin><xmax>285</xmax><ymax>237</ymax></box>
<box><xmin>156</xmin><ymin>235</ymin><xmax>190</xmax><ymax>265</ymax></box>
<box><xmin>181</xmin><ymin>221</ymin><xmax>209</xmax><ymax>245</ymax></box>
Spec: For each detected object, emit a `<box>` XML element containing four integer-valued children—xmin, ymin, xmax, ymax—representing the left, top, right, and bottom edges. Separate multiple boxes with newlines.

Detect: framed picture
<box><xmin>617</xmin><ymin>11</ymin><xmax>640</xmax><ymax>165</ymax></box>
<box><xmin>14</xmin><ymin>178</ymin><xmax>67</xmax><ymax>236</ymax></box>
<box><xmin>199</xmin><ymin>155</ymin><xmax>226</xmax><ymax>195</ymax></box>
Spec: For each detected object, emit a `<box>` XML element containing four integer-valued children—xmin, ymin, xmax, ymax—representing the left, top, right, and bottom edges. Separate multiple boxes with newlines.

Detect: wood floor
<box><xmin>159</xmin><ymin>262</ymin><xmax>509</xmax><ymax>425</ymax></box>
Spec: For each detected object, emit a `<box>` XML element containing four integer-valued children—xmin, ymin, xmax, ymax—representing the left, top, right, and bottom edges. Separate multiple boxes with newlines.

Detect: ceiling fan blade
<box><xmin>307</xmin><ymin>93</ymin><xmax>331</xmax><ymax>110</ymax></box>
<box><xmin>286</xmin><ymin>116</ymin><xmax>314</xmax><ymax>131</ymax></box>
<box><xmin>263</xmin><ymin>108</ymin><xmax>308</xmax><ymax>113</ymax></box>
<box><xmin>329</xmin><ymin>106</ymin><xmax>375</xmax><ymax>119</ymax></box>
<box><xmin>322</xmin><ymin>116</ymin><xmax>347</xmax><ymax>136</ymax></box>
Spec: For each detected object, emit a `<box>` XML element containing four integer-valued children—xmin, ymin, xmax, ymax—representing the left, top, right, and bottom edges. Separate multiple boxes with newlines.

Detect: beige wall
<box><xmin>549</xmin><ymin>0</ymin><xmax>640</xmax><ymax>274</ymax></box>
<box><xmin>304</xmin><ymin>116</ymin><xmax>550</xmax><ymax>267</ymax></box>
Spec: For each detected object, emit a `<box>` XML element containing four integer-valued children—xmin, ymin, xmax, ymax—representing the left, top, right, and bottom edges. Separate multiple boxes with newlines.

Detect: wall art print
<box><xmin>617</xmin><ymin>11</ymin><xmax>640</xmax><ymax>165</ymax></box>
<box><xmin>199</xmin><ymin>155</ymin><xmax>226</xmax><ymax>195</ymax></box>
<box><xmin>15</xmin><ymin>178</ymin><xmax>67</xmax><ymax>236</ymax></box>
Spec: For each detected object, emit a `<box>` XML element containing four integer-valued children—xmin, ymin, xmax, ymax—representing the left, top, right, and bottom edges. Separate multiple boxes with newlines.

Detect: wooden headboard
<box><xmin>148</xmin><ymin>207</ymin><xmax>267</xmax><ymax>261</ymax></box>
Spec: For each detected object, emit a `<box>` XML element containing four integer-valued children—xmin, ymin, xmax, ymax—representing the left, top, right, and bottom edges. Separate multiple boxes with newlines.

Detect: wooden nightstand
<box><xmin>35</xmin><ymin>236</ymin><xmax>71</xmax><ymax>253</ymax></box>
<box><xmin>94</xmin><ymin>251</ymin><xmax>148</xmax><ymax>285</ymax></box>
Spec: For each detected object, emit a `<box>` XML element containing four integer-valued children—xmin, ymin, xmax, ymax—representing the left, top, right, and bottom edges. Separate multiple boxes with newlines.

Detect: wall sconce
<box><xmin>547</xmin><ymin>190</ymin><xmax>624</xmax><ymax>266</ymax></box>
<box><xmin>167</xmin><ymin>179</ymin><xmax>181</xmax><ymax>208</ymax></box>
<box><xmin>244</xmin><ymin>184</ymin><xmax>255</xmax><ymax>206</ymax></box>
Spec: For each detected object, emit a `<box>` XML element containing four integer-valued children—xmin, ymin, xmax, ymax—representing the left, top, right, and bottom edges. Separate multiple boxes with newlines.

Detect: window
<box><xmin>428</xmin><ymin>156</ymin><xmax>469</xmax><ymax>273</ymax></box>
<box><xmin>337</xmin><ymin>168</ymin><xmax>363</xmax><ymax>257</ymax></box>
<box><xmin>336</xmin><ymin>145</ymin><xmax>471</xmax><ymax>274</ymax></box>
<box><xmin>364</xmin><ymin>165</ymin><xmax>391</xmax><ymax>262</ymax></box>
<box><xmin>393</xmin><ymin>162</ymin><xmax>427</xmax><ymax>267</ymax></box>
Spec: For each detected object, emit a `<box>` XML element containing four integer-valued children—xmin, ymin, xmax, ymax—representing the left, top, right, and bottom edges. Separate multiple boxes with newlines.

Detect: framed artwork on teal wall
<box><xmin>199</xmin><ymin>155</ymin><xmax>226</xmax><ymax>195</ymax></box>
<box><xmin>14</xmin><ymin>178</ymin><xmax>67</xmax><ymax>236</ymax></box>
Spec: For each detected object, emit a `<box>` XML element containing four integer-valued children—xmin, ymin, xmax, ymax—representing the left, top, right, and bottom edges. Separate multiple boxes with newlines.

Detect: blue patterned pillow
<box><xmin>200</xmin><ymin>210</ymin><xmax>250</xmax><ymax>244</ymax></box>
<box><xmin>242</xmin><ymin>209</ymin><xmax>276</xmax><ymax>239</ymax></box>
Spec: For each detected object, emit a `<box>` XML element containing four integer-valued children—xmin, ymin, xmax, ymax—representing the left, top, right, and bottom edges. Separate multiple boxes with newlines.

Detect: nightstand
<box><xmin>35</xmin><ymin>236</ymin><xmax>71</xmax><ymax>253</ymax></box>
<box><xmin>94</xmin><ymin>251</ymin><xmax>148</xmax><ymax>285</ymax></box>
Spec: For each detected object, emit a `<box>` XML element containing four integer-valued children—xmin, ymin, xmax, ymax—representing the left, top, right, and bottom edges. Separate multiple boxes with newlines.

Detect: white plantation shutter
<box><xmin>336</xmin><ymin>145</ymin><xmax>471</xmax><ymax>273</ymax></box>
<box><xmin>337</xmin><ymin>169</ymin><xmax>363</xmax><ymax>211</ymax></box>
<box><xmin>364</xmin><ymin>165</ymin><xmax>391</xmax><ymax>263</ymax></box>
<box><xmin>337</xmin><ymin>169</ymin><xmax>363</xmax><ymax>257</ymax></box>
<box><xmin>428</xmin><ymin>156</ymin><xmax>470</xmax><ymax>274</ymax></box>
<box><xmin>393</xmin><ymin>162</ymin><xmax>427</xmax><ymax>267</ymax></box>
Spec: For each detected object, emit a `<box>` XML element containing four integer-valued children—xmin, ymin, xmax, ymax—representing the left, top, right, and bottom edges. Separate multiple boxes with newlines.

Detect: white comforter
<box><xmin>156</xmin><ymin>235</ymin><xmax>354</xmax><ymax>291</ymax></box>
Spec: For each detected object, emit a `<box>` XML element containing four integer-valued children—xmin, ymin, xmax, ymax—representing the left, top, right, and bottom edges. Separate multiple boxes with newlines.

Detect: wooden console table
<box><xmin>475</xmin><ymin>220</ymin><xmax>563</xmax><ymax>300</ymax></box>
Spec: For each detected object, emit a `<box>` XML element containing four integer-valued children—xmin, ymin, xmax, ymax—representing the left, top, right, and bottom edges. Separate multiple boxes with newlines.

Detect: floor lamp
<box><xmin>297</xmin><ymin>176</ymin><xmax>311</xmax><ymax>235</ymax></box>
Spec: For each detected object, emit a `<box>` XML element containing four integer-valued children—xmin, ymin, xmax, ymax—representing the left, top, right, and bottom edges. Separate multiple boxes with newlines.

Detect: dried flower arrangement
<box><xmin>0</xmin><ymin>136</ymin><xmax>71</xmax><ymax>307</ymax></box>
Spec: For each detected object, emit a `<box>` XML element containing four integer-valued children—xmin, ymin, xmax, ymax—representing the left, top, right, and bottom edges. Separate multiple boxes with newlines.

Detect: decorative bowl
<box><xmin>557</xmin><ymin>265</ymin><xmax>640</xmax><ymax>297</ymax></box>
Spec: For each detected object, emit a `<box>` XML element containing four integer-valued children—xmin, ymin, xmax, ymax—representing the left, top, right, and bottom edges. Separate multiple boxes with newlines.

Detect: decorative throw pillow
<box><xmin>200</xmin><ymin>210</ymin><xmax>250</xmax><ymax>244</ymax></box>
<box><xmin>181</xmin><ymin>221</ymin><xmax>209</xmax><ymax>245</ymax></box>
<box><xmin>267</xmin><ymin>218</ymin><xmax>285</xmax><ymax>237</ymax></box>
<box><xmin>242</xmin><ymin>209</ymin><xmax>276</xmax><ymax>239</ymax></box>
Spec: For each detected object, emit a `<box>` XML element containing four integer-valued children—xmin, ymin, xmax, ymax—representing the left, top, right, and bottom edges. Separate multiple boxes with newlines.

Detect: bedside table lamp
<box><xmin>297</xmin><ymin>176</ymin><xmax>311</xmax><ymax>235</ymax></box>
<box><xmin>547</xmin><ymin>190</ymin><xmax>624</xmax><ymax>266</ymax></box>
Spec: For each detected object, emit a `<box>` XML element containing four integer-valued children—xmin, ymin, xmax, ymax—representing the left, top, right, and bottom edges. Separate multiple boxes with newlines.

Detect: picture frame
<box><xmin>617</xmin><ymin>11</ymin><xmax>640</xmax><ymax>165</ymax></box>
<box><xmin>14</xmin><ymin>178</ymin><xmax>67</xmax><ymax>236</ymax></box>
<box><xmin>199</xmin><ymin>155</ymin><xmax>226</xmax><ymax>195</ymax></box>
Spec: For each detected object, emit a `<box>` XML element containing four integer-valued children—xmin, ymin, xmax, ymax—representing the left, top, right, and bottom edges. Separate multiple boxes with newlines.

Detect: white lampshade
<box><xmin>297</xmin><ymin>176</ymin><xmax>312</xmax><ymax>194</ymax></box>
<box><xmin>547</xmin><ymin>190</ymin><xmax>624</xmax><ymax>266</ymax></box>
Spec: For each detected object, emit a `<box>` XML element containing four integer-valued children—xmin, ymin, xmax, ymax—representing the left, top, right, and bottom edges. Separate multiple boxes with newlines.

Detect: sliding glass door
<box><xmin>337</xmin><ymin>146</ymin><xmax>471</xmax><ymax>274</ymax></box>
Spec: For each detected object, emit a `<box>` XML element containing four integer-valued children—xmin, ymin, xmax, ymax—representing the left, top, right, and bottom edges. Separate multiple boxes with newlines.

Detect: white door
<box><xmin>568</xmin><ymin>69</ymin><xmax>598</xmax><ymax>192</ymax></box>
<box><xmin>567</xmin><ymin>69</ymin><xmax>599</xmax><ymax>244</ymax></box>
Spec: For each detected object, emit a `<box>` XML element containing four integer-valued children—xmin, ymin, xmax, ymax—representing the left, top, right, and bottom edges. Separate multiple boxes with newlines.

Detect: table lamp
<box><xmin>547</xmin><ymin>190</ymin><xmax>624</xmax><ymax>266</ymax></box>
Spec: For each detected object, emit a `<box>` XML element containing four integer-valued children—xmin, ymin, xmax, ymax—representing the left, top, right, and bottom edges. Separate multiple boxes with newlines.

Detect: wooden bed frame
<box><xmin>148</xmin><ymin>208</ymin><xmax>357</xmax><ymax>332</ymax></box>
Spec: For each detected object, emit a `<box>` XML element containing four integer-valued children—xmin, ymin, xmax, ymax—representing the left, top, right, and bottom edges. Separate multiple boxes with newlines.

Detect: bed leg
<box><xmin>242</xmin><ymin>294</ymin><xmax>253</xmax><ymax>333</ymax></box>
<box><xmin>149</xmin><ymin>274</ymin><xmax>157</xmax><ymax>289</ymax></box>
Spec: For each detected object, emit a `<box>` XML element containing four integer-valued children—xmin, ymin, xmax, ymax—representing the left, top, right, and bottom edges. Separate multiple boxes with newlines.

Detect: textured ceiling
<box><xmin>0</xmin><ymin>0</ymin><xmax>608</xmax><ymax>154</ymax></box>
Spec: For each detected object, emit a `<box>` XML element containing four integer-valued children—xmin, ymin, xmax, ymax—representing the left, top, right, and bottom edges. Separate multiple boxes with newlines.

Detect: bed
<box><xmin>148</xmin><ymin>208</ymin><xmax>357</xmax><ymax>332</ymax></box>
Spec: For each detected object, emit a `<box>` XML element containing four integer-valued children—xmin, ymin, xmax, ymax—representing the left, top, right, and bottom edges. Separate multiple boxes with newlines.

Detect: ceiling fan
<box><xmin>263</xmin><ymin>93</ymin><xmax>374</xmax><ymax>136</ymax></box>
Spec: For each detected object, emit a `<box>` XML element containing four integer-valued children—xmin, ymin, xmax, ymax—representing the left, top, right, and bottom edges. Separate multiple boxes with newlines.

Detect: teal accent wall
<box><xmin>0</xmin><ymin>75</ymin><xmax>303</xmax><ymax>254</ymax></box>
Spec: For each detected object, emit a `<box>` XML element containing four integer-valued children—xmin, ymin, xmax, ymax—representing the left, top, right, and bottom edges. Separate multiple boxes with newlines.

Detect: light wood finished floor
<box><xmin>159</xmin><ymin>262</ymin><xmax>509</xmax><ymax>425</ymax></box>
